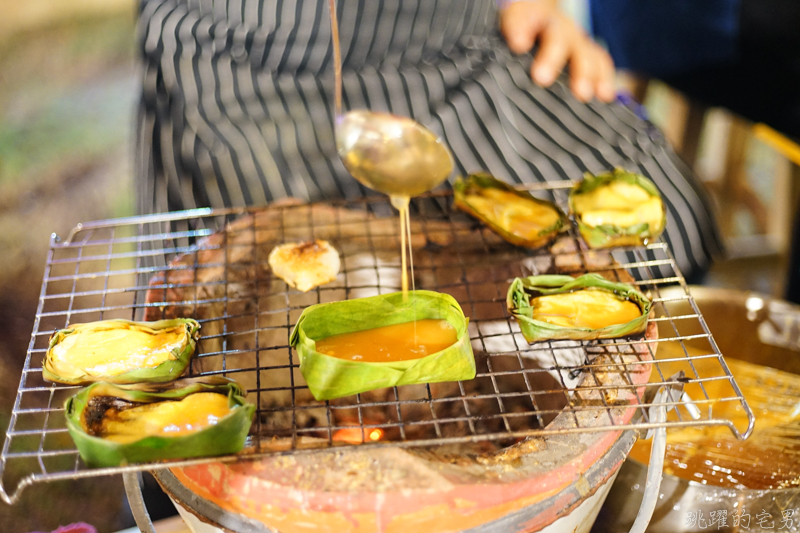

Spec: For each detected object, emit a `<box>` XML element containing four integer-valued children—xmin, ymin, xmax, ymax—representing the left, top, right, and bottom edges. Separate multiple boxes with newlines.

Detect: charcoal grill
<box><xmin>0</xmin><ymin>184</ymin><xmax>754</xmax><ymax>528</ymax></box>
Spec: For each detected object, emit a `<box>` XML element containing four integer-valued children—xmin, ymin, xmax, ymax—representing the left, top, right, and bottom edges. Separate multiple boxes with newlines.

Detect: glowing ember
<box><xmin>332</xmin><ymin>426</ymin><xmax>384</xmax><ymax>444</ymax></box>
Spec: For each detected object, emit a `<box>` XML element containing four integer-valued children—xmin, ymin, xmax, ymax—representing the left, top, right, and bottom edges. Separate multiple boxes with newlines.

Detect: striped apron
<box><xmin>137</xmin><ymin>0</ymin><xmax>723</xmax><ymax>280</ymax></box>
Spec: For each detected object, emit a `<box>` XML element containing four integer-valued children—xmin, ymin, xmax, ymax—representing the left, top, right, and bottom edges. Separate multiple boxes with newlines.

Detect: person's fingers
<box><xmin>568</xmin><ymin>40</ymin><xmax>595</xmax><ymax>101</ymax></box>
<box><xmin>571</xmin><ymin>41</ymin><xmax>616</xmax><ymax>102</ymax></box>
<box><xmin>594</xmin><ymin>47</ymin><xmax>616</xmax><ymax>102</ymax></box>
<box><xmin>502</xmin><ymin>4</ymin><xmax>617</xmax><ymax>101</ymax></box>
<box><xmin>530</xmin><ymin>16</ymin><xmax>575</xmax><ymax>87</ymax></box>
<box><xmin>499</xmin><ymin>1</ymin><xmax>557</xmax><ymax>55</ymax></box>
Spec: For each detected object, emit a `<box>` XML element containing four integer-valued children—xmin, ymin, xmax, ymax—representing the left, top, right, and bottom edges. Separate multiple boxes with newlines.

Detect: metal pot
<box><xmin>594</xmin><ymin>286</ymin><xmax>800</xmax><ymax>533</ymax></box>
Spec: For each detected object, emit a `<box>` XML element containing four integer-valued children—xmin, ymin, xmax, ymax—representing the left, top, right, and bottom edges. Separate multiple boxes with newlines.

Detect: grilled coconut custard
<box><xmin>569</xmin><ymin>168</ymin><xmax>666</xmax><ymax>248</ymax></box>
<box><xmin>453</xmin><ymin>173</ymin><xmax>567</xmax><ymax>249</ymax></box>
<box><xmin>531</xmin><ymin>289</ymin><xmax>642</xmax><ymax>329</ymax></box>
<box><xmin>66</xmin><ymin>377</ymin><xmax>255</xmax><ymax>467</ymax></box>
<box><xmin>507</xmin><ymin>273</ymin><xmax>652</xmax><ymax>343</ymax></box>
<box><xmin>85</xmin><ymin>391</ymin><xmax>230</xmax><ymax>444</ymax></box>
<box><xmin>44</xmin><ymin>319</ymin><xmax>200</xmax><ymax>385</ymax></box>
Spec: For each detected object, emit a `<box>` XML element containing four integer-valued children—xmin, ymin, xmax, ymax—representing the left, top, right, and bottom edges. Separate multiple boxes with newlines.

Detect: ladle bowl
<box><xmin>336</xmin><ymin>109</ymin><xmax>454</xmax><ymax>199</ymax></box>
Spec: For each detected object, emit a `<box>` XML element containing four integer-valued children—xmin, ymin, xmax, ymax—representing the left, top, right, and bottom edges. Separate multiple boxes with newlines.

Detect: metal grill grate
<box><xmin>0</xmin><ymin>184</ymin><xmax>754</xmax><ymax>504</ymax></box>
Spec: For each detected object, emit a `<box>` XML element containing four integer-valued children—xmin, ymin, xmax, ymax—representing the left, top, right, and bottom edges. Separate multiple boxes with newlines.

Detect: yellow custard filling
<box><xmin>532</xmin><ymin>289</ymin><xmax>642</xmax><ymax>329</ymax></box>
<box><xmin>50</xmin><ymin>324</ymin><xmax>186</xmax><ymax>377</ymax></box>
<box><xmin>465</xmin><ymin>188</ymin><xmax>561</xmax><ymax>240</ymax></box>
<box><xmin>572</xmin><ymin>181</ymin><xmax>663</xmax><ymax>230</ymax></box>
<box><xmin>315</xmin><ymin>319</ymin><xmax>458</xmax><ymax>363</ymax></box>
<box><xmin>92</xmin><ymin>392</ymin><xmax>231</xmax><ymax>444</ymax></box>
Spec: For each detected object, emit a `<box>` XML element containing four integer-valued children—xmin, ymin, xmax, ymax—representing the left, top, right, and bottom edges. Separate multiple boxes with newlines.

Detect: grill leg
<box><xmin>123</xmin><ymin>471</ymin><xmax>157</xmax><ymax>533</ymax></box>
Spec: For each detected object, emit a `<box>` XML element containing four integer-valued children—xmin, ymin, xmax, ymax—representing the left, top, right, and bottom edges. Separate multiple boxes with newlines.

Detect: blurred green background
<box><xmin>0</xmin><ymin>1</ymin><xmax>137</xmax><ymax>530</ymax></box>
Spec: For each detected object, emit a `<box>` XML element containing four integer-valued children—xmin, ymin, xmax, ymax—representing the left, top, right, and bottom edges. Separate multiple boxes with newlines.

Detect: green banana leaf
<box><xmin>569</xmin><ymin>168</ymin><xmax>666</xmax><ymax>248</ymax></box>
<box><xmin>290</xmin><ymin>290</ymin><xmax>476</xmax><ymax>400</ymax></box>
<box><xmin>453</xmin><ymin>172</ymin><xmax>567</xmax><ymax>249</ymax></box>
<box><xmin>44</xmin><ymin>318</ymin><xmax>201</xmax><ymax>385</ymax></box>
<box><xmin>65</xmin><ymin>377</ymin><xmax>255</xmax><ymax>467</ymax></box>
<box><xmin>507</xmin><ymin>274</ymin><xmax>652</xmax><ymax>342</ymax></box>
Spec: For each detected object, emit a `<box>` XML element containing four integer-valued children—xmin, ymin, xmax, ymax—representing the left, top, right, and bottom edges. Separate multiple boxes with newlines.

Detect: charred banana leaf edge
<box><xmin>65</xmin><ymin>377</ymin><xmax>255</xmax><ymax>467</ymax></box>
<box><xmin>453</xmin><ymin>173</ymin><xmax>567</xmax><ymax>249</ymax></box>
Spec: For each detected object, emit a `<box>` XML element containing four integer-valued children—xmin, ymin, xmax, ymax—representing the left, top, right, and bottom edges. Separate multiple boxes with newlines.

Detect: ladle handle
<box><xmin>329</xmin><ymin>0</ymin><xmax>343</xmax><ymax>120</ymax></box>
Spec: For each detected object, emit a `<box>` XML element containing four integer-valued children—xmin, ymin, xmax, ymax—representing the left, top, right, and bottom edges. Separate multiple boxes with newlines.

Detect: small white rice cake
<box><xmin>268</xmin><ymin>240</ymin><xmax>341</xmax><ymax>292</ymax></box>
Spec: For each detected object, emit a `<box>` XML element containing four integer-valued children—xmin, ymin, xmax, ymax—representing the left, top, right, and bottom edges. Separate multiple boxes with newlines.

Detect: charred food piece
<box><xmin>453</xmin><ymin>173</ymin><xmax>567</xmax><ymax>249</ymax></box>
<box><xmin>268</xmin><ymin>239</ymin><xmax>341</xmax><ymax>292</ymax></box>
<box><xmin>44</xmin><ymin>319</ymin><xmax>201</xmax><ymax>385</ymax></box>
<box><xmin>65</xmin><ymin>377</ymin><xmax>255</xmax><ymax>467</ymax></box>
<box><xmin>569</xmin><ymin>168</ymin><xmax>666</xmax><ymax>248</ymax></box>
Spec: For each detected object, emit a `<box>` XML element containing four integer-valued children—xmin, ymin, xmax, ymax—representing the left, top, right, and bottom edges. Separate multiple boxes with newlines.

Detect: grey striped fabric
<box><xmin>136</xmin><ymin>0</ymin><xmax>724</xmax><ymax>280</ymax></box>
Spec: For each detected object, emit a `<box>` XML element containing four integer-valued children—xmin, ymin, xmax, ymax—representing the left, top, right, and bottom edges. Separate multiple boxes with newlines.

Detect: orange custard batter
<box><xmin>315</xmin><ymin>319</ymin><xmax>458</xmax><ymax>362</ymax></box>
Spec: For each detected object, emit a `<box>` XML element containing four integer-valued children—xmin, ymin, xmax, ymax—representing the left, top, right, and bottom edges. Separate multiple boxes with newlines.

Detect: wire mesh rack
<box><xmin>0</xmin><ymin>183</ymin><xmax>754</xmax><ymax>504</ymax></box>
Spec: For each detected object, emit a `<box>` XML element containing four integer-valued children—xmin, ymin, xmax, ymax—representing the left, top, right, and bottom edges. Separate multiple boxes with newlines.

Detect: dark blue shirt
<box><xmin>590</xmin><ymin>0</ymin><xmax>741</xmax><ymax>78</ymax></box>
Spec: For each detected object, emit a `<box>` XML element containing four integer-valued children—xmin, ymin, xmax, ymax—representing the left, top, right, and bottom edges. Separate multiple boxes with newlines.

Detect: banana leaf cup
<box><xmin>65</xmin><ymin>377</ymin><xmax>255</xmax><ymax>467</ymax></box>
<box><xmin>44</xmin><ymin>318</ymin><xmax>201</xmax><ymax>385</ymax></box>
<box><xmin>569</xmin><ymin>168</ymin><xmax>666</xmax><ymax>248</ymax></box>
<box><xmin>290</xmin><ymin>290</ymin><xmax>476</xmax><ymax>401</ymax></box>
<box><xmin>507</xmin><ymin>274</ymin><xmax>652</xmax><ymax>343</ymax></box>
<box><xmin>453</xmin><ymin>173</ymin><xmax>567</xmax><ymax>249</ymax></box>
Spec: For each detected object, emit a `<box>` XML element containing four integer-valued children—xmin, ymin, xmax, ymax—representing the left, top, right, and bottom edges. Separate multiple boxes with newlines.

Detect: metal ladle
<box><xmin>328</xmin><ymin>0</ymin><xmax>453</xmax><ymax>208</ymax></box>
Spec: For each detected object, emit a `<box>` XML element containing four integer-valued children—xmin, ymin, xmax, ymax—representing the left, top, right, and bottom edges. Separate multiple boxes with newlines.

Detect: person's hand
<box><xmin>499</xmin><ymin>0</ymin><xmax>616</xmax><ymax>102</ymax></box>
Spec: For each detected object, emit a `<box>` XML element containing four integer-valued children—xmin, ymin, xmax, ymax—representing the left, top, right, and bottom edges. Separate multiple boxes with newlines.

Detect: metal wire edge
<box><xmin>0</xmin><ymin>417</ymin><xmax>745</xmax><ymax>505</ymax></box>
